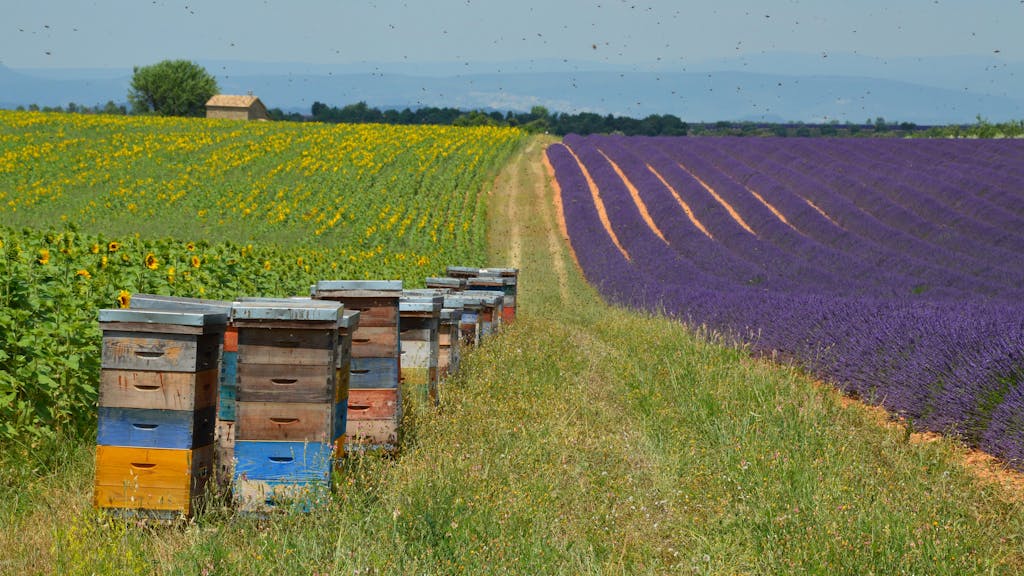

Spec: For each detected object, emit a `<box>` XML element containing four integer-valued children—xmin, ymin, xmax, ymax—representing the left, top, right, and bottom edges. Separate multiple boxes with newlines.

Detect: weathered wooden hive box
<box><xmin>94</xmin><ymin>307</ymin><xmax>227</xmax><ymax>518</ymax></box>
<box><xmin>469</xmin><ymin>274</ymin><xmax>517</xmax><ymax>324</ymax></box>
<box><xmin>466</xmin><ymin>290</ymin><xmax>505</xmax><ymax>340</ymax></box>
<box><xmin>443</xmin><ymin>294</ymin><xmax>485</xmax><ymax>348</ymax></box>
<box><xmin>230</xmin><ymin>298</ymin><xmax>344</xmax><ymax>513</ymax></box>
<box><xmin>129</xmin><ymin>294</ymin><xmax>237</xmax><ymax>484</ymax></box>
<box><xmin>424</xmin><ymin>276</ymin><xmax>466</xmax><ymax>292</ymax></box>
<box><xmin>446</xmin><ymin>266</ymin><xmax>519</xmax><ymax>323</ymax></box>
<box><xmin>439</xmin><ymin>305</ymin><xmax>463</xmax><ymax>378</ymax></box>
<box><xmin>312</xmin><ymin>280</ymin><xmax>402</xmax><ymax>453</ymax></box>
<box><xmin>399</xmin><ymin>290</ymin><xmax>445</xmax><ymax>404</ymax></box>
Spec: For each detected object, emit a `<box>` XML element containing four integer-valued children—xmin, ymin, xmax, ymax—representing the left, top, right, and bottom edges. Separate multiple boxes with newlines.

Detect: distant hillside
<box><xmin>2</xmin><ymin>53</ymin><xmax>1022</xmax><ymax>124</ymax></box>
<box><xmin>0</xmin><ymin>65</ymin><xmax>129</xmax><ymax>109</ymax></box>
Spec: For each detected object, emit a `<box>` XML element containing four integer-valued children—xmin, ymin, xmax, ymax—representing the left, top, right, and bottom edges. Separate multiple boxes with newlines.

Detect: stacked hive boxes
<box><xmin>472</xmin><ymin>291</ymin><xmax>505</xmax><ymax>341</ymax></box>
<box><xmin>94</xmin><ymin>307</ymin><xmax>226</xmax><ymax>518</ymax></box>
<box><xmin>438</xmin><ymin>304</ymin><xmax>463</xmax><ymax>378</ymax></box>
<box><xmin>336</xmin><ymin>309</ymin><xmax>360</xmax><ymax>451</ymax></box>
<box><xmin>128</xmin><ymin>294</ymin><xmax>237</xmax><ymax>485</ymax></box>
<box><xmin>424</xmin><ymin>277</ymin><xmax>466</xmax><ymax>369</ymax></box>
<box><xmin>312</xmin><ymin>280</ymin><xmax>402</xmax><ymax>452</ymax></box>
<box><xmin>230</xmin><ymin>299</ymin><xmax>345</xmax><ymax>513</ymax></box>
<box><xmin>446</xmin><ymin>266</ymin><xmax>519</xmax><ymax>324</ymax></box>
<box><xmin>234</xmin><ymin>297</ymin><xmax>361</xmax><ymax>459</ymax></box>
<box><xmin>425</xmin><ymin>276</ymin><xmax>465</xmax><ymax>292</ymax></box>
<box><xmin>399</xmin><ymin>290</ymin><xmax>444</xmax><ymax>404</ymax></box>
<box><xmin>444</xmin><ymin>293</ymin><xmax>485</xmax><ymax>348</ymax></box>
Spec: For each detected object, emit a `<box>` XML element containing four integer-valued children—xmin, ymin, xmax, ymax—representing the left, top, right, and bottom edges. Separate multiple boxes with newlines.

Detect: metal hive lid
<box><xmin>424</xmin><ymin>277</ymin><xmax>465</xmax><ymax>289</ymax></box>
<box><xmin>99</xmin><ymin>308</ymin><xmax>228</xmax><ymax>327</ymax></box>
<box><xmin>231</xmin><ymin>298</ymin><xmax>343</xmax><ymax>323</ymax></box>
<box><xmin>467</xmin><ymin>276</ymin><xmax>515</xmax><ymax>287</ymax></box>
<box><xmin>400</xmin><ymin>291</ymin><xmax>444</xmax><ymax>314</ymax></box>
<box><xmin>443</xmin><ymin>294</ymin><xmax>485</xmax><ymax>309</ymax></box>
<box><xmin>479</xmin><ymin>267</ymin><xmax>518</xmax><ymax>278</ymax></box>
<box><xmin>341</xmin><ymin>309</ymin><xmax>361</xmax><ymax>331</ymax></box>
<box><xmin>445</xmin><ymin>265</ymin><xmax>482</xmax><ymax>278</ymax></box>
<box><xmin>440</xmin><ymin>308</ymin><xmax>463</xmax><ymax>322</ymax></box>
<box><xmin>313</xmin><ymin>280</ymin><xmax>403</xmax><ymax>292</ymax></box>
<box><xmin>129</xmin><ymin>293</ymin><xmax>233</xmax><ymax>315</ymax></box>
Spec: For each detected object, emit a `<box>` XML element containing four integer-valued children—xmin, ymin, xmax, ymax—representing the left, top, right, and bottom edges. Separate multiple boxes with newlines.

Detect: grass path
<box><xmin>1</xmin><ymin>135</ymin><xmax>1023</xmax><ymax>574</ymax></box>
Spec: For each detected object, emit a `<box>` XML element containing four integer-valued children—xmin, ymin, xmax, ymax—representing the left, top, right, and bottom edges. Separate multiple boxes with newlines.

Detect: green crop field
<box><xmin>0</xmin><ymin>116</ymin><xmax>1022</xmax><ymax>575</ymax></box>
<box><xmin>0</xmin><ymin>110</ymin><xmax>525</xmax><ymax>445</ymax></box>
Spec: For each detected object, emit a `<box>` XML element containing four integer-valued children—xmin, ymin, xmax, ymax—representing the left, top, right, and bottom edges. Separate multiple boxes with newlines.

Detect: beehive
<box><xmin>233</xmin><ymin>298</ymin><xmax>360</xmax><ymax>458</ymax></box>
<box><xmin>424</xmin><ymin>276</ymin><xmax>466</xmax><ymax>291</ymax></box>
<box><xmin>313</xmin><ymin>280</ymin><xmax>402</xmax><ymax>452</ymax></box>
<box><xmin>444</xmin><ymin>294</ymin><xmax>485</xmax><ymax>348</ymax></box>
<box><xmin>95</xmin><ymin>308</ymin><xmax>227</xmax><ymax>518</ymax></box>
<box><xmin>230</xmin><ymin>299</ymin><xmax>344</xmax><ymax>513</ymax></box>
<box><xmin>446</xmin><ymin>266</ymin><xmax>519</xmax><ymax>323</ymax></box>
<box><xmin>129</xmin><ymin>294</ymin><xmax>237</xmax><ymax>484</ymax></box>
<box><xmin>439</xmin><ymin>305</ymin><xmax>463</xmax><ymax>378</ymax></box>
<box><xmin>399</xmin><ymin>290</ymin><xmax>444</xmax><ymax>405</ymax></box>
<box><xmin>469</xmin><ymin>290</ymin><xmax>505</xmax><ymax>340</ymax></box>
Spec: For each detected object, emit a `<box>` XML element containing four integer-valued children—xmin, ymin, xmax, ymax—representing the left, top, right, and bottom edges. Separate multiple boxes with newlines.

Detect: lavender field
<box><xmin>547</xmin><ymin>134</ymin><xmax>1024</xmax><ymax>469</ymax></box>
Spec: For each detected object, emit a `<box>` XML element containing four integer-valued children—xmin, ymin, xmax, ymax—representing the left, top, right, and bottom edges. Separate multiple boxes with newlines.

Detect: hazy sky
<box><xmin>2</xmin><ymin>0</ymin><xmax>1022</xmax><ymax>70</ymax></box>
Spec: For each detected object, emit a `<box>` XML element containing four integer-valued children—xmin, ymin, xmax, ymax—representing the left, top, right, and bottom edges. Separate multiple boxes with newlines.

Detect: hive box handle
<box><xmin>271</xmin><ymin>378</ymin><xmax>297</xmax><ymax>385</ymax></box>
<box><xmin>130</xmin><ymin>462</ymin><xmax>156</xmax><ymax>469</ymax></box>
<box><xmin>132</xmin><ymin>423</ymin><xmax>158</xmax><ymax>430</ymax></box>
<box><xmin>134</xmin><ymin>349</ymin><xmax>164</xmax><ymax>359</ymax></box>
<box><xmin>133</xmin><ymin>384</ymin><xmax>161</xmax><ymax>391</ymax></box>
<box><xmin>268</xmin><ymin>456</ymin><xmax>294</xmax><ymax>463</ymax></box>
<box><xmin>270</xmin><ymin>417</ymin><xmax>300</xmax><ymax>425</ymax></box>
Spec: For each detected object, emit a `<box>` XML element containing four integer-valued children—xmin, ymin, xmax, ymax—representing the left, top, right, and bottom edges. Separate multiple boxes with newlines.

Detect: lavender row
<box><xmin>675</xmin><ymin>137</ymin><xmax>1024</xmax><ymax>299</ymax></box>
<box><xmin>547</xmin><ymin>136</ymin><xmax>1024</xmax><ymax>469</ymax></box>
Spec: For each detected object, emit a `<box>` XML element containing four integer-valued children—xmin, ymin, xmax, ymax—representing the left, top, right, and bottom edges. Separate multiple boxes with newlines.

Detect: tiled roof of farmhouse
<box><xmin>205</xmin><ymin>94</ymin><xmax>260</xmax><ymax>108</ymax></box>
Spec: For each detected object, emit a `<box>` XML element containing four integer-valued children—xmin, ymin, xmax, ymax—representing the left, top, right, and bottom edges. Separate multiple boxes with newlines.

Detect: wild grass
<box><xmin>0</xmin><ymin>135</ymin><xmax>1022</xmax><ymax>574</ymax></box>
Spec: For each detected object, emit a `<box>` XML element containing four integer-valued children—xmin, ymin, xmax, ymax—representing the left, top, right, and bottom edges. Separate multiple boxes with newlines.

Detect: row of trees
<box><xmin>294</xmin><ymin>101</ymin><xmax>690</xmax><ymax>136</ymax></box>
<box><xmin>15</xmin><ymin>59</ymin><xmax>1024</xmax><ymax>138</ymax></box>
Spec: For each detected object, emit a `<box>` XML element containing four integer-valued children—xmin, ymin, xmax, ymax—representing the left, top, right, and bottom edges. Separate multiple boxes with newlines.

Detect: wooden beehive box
<box><xmin>446</xmin><ymin>266</ymin><xmax>519</xmax><ymax>323</ymax></box>
<box><xmin>425</xmin><ymin>276</ymin><xmax>466</xmax><ymax>291</ymax></box>
<box><xmin>129</xmin><ymin>294</ymin><xmax>237</xmax><ymax>483</ymax></box>
<box><xmin>230</xmin><ymin>299</ymin><xmax>344</xmax><ymax>513</ymax></box>
<box><xmin>466</xmin><ymin>290</ymin><xmax>504</xmax><ymax>340</ymax></box>
<box><xmin>444</xmin><ymin>265</ymin><xmax>482</xmax><ymax>279</ymax></box>
<box><xmin>444</xmin><ymin>294</ymin><xmax>484</xmax><ymax>348</ymax></box>
<box><xmin>439</xmin><ymin>306</ymin><xmax>463</xmax><ymax>377</ymax></box>
<box><xmin>468</xmin><ymin>274</ymin><xmax>518</xmax><ymax>324</ymax></box>
<box><xmin>312</xmin><ymin>280</ymin><xmax>403</xmax><ymax>453</ymax></box>
<box><xmin>400</xmin><ymin>290</ymin><xmax>444</xmax><ymax>404</ymax></box>
<box><xmin>95</xmin><ymin>308</ymin><xmax>227</xmax><ymax>519</ymax></box>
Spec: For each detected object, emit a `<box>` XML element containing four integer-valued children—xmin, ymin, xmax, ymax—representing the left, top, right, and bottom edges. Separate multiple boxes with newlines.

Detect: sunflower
<box><xmin>145</xmin><ymin>253</ymin><xmax>159</xmax><ymax>270</ymax></box>
<box><xmin>107</xmin><ymin>241</ymin><xmax>120</xmax><ymax>252</ymax></box>
<box><xmin>186</xmin><ymin>242</ymin><xmax>196</xmax><ymax>251</ymax></box>
<box><xmin>190</xmin><ymin>255</ymin><xmax>201</xmax><ymax>268</ymax></box>
<box><xmin>166</xmin><ymin>266</ymin><xmax>175</xmax><ymax>284</ymax></box>
<box><xmin>76</xmin><ymin>269</ymin><xmax>91</xmax><ymax>279</ymax></box>
<box><xmin>90</xmin><ymin>243</ymin><xmax>100</xmax><ymax>254</ymax></box>
<box><xmin>37</xmin><ymin>248</ymin><xmax>51</xmax><ymax>265</ymax></box>
<box><xmin>100</xmin><ymin>256</ymin><xmax>108</xmax><ymax>268</ymax></box>
<box><xmin>117</xmin><ymin>290</ymin><xmax>131</xmax><ymax>309</ymax></box>
<box><xmin>263</xmin><ymin>260</ymin><xmax>272</xmax><ymax>271</ymax></box>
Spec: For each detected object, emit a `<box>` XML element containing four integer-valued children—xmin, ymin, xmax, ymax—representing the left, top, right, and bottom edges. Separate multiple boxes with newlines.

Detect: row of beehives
<box><xmin>93</xmin><ymin>267</ymin><xmax>517</xmax><ymax>517</ymax></box>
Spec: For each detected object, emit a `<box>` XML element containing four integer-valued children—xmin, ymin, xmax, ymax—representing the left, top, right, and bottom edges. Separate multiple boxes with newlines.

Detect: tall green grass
<box><xmin>1</xmin><ymin>136</ymin><xmax>1022</xmax><ymax>574</ymax></box>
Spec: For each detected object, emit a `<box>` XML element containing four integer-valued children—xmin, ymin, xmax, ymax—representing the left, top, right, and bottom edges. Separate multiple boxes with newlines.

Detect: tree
<box><xmin>128</xmin><ymin>60</ymin><xmax>219</xmax><ymax>117</ymax></box>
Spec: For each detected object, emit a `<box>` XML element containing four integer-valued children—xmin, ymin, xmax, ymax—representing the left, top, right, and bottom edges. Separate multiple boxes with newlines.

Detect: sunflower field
<box><xmin>0</xmin><ymin>110</ymin><xmax>525</xmax><ymax>445</ymax></box>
